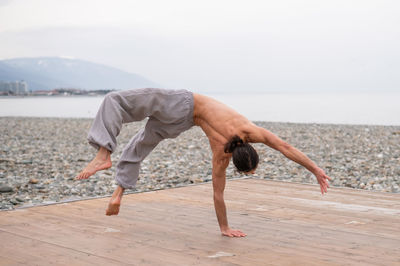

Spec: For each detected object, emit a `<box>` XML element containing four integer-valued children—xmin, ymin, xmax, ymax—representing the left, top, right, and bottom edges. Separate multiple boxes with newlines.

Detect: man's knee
<box><xmin>104</xmin><ymin>91</ymin><xmax>120</xmax><ymax>100</ymax></box>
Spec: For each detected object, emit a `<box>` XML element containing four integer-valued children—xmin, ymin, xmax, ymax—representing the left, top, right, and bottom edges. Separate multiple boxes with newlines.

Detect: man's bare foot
<box><xmin>106</xmin><ymin>185</ymin><xmax>125</xmax><ymax>216</ymax></box>
<box><xmin>76</xmin><ymin>147</ymin><xmax>112</xmax><ymax>180</ymax></box>
<box><xmin>106</xmin><ymin>197</ymin><xmax>121</xmax><ymax>216</ymax></box>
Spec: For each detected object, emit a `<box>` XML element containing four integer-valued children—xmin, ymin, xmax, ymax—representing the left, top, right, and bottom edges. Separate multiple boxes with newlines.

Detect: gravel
<box><xmin>1</xmin><ymin>117</ymin><xmax>399</xmax><ymax>210</ymax></box>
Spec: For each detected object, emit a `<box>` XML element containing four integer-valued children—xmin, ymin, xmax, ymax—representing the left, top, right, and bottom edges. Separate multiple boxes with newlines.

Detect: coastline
<box><xmin>1</xmin><ymin>117</ymin><xmax>399</xmax><ymax>210</ymax></box>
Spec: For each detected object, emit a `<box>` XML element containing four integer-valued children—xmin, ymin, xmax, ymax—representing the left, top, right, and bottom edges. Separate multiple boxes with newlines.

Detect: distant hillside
<box><xmin>0</xmin><ymin>57</ymin><xmax>160</xmax><ymax>91</ymax></box>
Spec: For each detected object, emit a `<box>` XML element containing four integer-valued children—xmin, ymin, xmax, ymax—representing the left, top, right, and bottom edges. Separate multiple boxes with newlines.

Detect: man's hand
<box><xmin>221</xmin><ymin>227</ymin><xmax>247</xmax><ymax>237</ymax></box>
<box><xmin>314</xmin><ymin>167</ymin><xmax>332</xmax><ymax>195</ymax></box>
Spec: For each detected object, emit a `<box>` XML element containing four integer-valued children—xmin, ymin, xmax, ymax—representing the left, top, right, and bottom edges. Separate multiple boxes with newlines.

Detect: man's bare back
<box><xmin>77</xmin><ymin>90</ymin><xmax>332</xmax><ymax>238</ymax></box>
<box><xmin>193</xmin><ymin>93</ymin><xmax>254</xmax><ymax>143</ymax></box>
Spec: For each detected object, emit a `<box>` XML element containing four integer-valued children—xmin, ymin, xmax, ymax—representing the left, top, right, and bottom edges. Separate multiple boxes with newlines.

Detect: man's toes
<box><xmin>76</xmin><ymin>172</ymin><xmax>88</xmax><ymax>180</ymax></box>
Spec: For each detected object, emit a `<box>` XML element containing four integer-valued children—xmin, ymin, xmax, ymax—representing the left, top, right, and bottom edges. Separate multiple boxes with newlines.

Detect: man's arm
<box><xmin>212</xmin><ymin>153</ymin><xmax>247</xmax><ymax>237</ymax></box>
<box><xmin>249</xmin><ymin>126</ymin><xmax>332</xmax><ymax>194</ymax></box>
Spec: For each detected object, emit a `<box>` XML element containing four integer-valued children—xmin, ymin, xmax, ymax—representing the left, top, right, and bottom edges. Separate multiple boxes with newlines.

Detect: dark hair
<box><xmin>224</xmin><ymin>135</ymin><xmax>259</xmax><ymax>172</ymax></box>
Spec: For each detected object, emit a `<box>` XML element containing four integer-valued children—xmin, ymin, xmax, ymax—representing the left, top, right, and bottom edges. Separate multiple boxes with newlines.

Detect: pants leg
<box><xmin>115</xmin><ymin>118</ymin><xmax>167</xmax><ymax>189</ymax></box>
<box><xmin>86</xmin><ymin>88</ymin><xmax>195</xmax><ymax>189</ymax></box>
<box><xmin>87</xmin><ymin>91</ymin><xmax>139</xmax><ymax>152</ymax></box>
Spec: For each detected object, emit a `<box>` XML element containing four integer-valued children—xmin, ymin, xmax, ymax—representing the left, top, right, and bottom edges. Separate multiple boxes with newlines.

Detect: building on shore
<box><xmin>0</xmin><ymin>80</ymin><xmax>29</xmax><ymax>95</ymax></box>
<box><xmin>30</xmin><ymin>88</ymin><xmax>116</xmax><ymax>96</ymax></box>
<box><xmin>0</xmin><ymin>83</ymin><xmax>115</xmax><ymax>96</ymax></box>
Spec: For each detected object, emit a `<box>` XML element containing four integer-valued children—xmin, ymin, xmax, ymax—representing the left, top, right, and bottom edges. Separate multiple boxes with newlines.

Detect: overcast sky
<box><xmin>0</xmin><ymin>0</ymin><xmax>399</xmax><ymax>92</ymax></box>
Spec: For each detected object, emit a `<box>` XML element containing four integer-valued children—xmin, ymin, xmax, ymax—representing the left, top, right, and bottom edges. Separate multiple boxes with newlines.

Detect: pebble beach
<box><xmin>1</xmin><ymin>117</ymin><xmax>399</xmax><ymax>210</ymax></box>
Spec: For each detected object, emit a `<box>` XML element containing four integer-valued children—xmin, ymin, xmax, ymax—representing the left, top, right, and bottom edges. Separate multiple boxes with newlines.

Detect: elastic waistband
<box><xmin>185</xmin><ymin>91</ymin><xmax>195</xmax><ymax>127</ymax></box>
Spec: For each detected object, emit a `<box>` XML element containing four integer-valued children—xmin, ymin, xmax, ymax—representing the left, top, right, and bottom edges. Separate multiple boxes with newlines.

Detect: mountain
<box><xmin>0</xmin><ymin>57</ymin><xmax>160</xmax><ymax>91</ymax></box>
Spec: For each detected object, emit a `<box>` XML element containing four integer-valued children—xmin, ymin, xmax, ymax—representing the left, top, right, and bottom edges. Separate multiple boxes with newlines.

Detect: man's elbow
<box><xmin>213</xmin><ymin>191</ymin><xmax>224</xmax><ymax>202</ymax></box>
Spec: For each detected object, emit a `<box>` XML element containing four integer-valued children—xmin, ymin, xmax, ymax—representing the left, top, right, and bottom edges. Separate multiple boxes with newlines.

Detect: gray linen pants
<box><xmin>87</xmin><ymin>88</ymin><xmax>195</xmax><ymax>189</ymax></box>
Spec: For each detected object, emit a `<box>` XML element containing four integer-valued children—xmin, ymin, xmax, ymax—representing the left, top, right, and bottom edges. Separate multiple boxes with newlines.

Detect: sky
<box><xmin>0</xmin><ymin>0</ymin><xmax>399</xmax><ymax>92</ymax></box>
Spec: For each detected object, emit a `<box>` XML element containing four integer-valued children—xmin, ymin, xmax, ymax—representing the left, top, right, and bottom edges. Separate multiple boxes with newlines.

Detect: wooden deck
<box><xmin>0</xmin><ymin>179</ymin><xmax>399</xmax><ymax>266</ymax></box>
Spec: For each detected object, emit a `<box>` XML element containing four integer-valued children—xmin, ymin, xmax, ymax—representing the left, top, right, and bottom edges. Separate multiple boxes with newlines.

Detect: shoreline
<box><xmin>2</xmin><ymin>90</ymin><xmax>400</xmax><ymax>126</ymax></box>
<box><xmin>2</xmin><ymin>115</ymin><xmax>400</xmax><ymax>127</ymax></box>
<box><xmin>1</xmin><ymin>117</ymin><xmax>399</xmax><ymax>210</ymax></box>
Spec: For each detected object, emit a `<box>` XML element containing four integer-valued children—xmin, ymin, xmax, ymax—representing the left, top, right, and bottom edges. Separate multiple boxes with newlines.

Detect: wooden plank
<box><xmin>0</xmin><ymin>231</ymin><xmax>127</xmax><ymax>265</ymax></box>
<box><xmin>0</xmin><ymin>179</ymin><xmax>399</xmax><ymax>266</ymax></box>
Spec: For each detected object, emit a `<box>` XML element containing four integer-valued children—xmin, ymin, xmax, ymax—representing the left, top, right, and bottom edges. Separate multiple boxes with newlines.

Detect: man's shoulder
<box><xmin>243</xmin><ymin>124</ymin><xmax>265</xmax><ymax>143</ymax></box>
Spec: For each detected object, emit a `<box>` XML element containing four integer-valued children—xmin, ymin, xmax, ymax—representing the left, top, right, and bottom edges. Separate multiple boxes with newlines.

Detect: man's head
<box><xmin>224</xmin><ymin>135</ymin><xmax>259</xmax><ymax>173</ymax></box>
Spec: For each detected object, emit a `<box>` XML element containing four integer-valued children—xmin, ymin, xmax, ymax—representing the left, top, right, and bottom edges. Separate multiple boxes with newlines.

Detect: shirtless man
<box><xmin>77</xmin><ymin>88</ymin><xmax>331</xmax><ymax>238</ymax></box>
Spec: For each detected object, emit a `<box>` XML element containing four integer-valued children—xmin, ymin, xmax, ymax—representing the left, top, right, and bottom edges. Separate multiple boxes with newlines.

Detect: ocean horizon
<box><xmin>0</xmin><ymin>91</ymin><xmax>399</xmax><ymax>126</ymax></box>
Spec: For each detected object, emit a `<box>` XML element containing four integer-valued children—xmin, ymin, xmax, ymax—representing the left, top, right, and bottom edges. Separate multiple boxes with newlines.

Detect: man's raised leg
<box><xmin>76</xmin><ymin>147</ymin><xmax>112</xmax><ymax>179</ymax></box>
<box><xmin>106</xmin><ymin>185</ymin><xmax>125</xmax><ymax>215</ymax></box>
<box><xmin>76</xmin><ymin>91</ymin><xmax>133</xmax><ymax>180</ymax></box>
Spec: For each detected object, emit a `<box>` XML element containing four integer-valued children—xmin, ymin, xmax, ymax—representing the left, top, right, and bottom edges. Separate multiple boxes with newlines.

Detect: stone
<box><xmin>345</xmin><ymin>183</ymin><xmax>352</xmax><ymax>188</ymax></box>
<box><xmin>71</xmin><ymin>189</ymin><xmax>79</xmax><ymax>195</ymax></box>
<box><xmin>10</xmin><ymin>199</ymin><xmax>19</xmax><ymax>205</ymax></box>
<box><xmin>0</xmin><ymin>185</ymin><xmax>13</xmax><ymax>193</ymax></box>
<box><xmin>15</xmin><ymin>197</ymin><xmax>25</xmax><ymax>202</ymax></box>
<box><xmin>190</xmin><ymin>178</ymin><xmax>203</xmax><ymax>184</ymax></box>
<box><xmin>177</xmin><ymin>177</ymin><xmax>189</xmax><ymax>183</ymax></box>
<box><xmin>0</xmin><ymin>158</ymin><xmax>15</xmax><ymax>163</ymax></box>
<box><xmin>29</xmin><ymin>178</ymin><xmax>39</xmax><ymax>184</ymax></box>
<box><xmin>373</xmin><ymin>184</ymin><xmax>383</xmax><ymax>190</ymax></box>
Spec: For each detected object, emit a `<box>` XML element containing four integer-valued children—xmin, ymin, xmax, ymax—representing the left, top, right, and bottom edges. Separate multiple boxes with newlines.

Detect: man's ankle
<box><xmin>114</xmin><ymin>185</ymin><xmax>125</xmax><ymax>197</ymax></box>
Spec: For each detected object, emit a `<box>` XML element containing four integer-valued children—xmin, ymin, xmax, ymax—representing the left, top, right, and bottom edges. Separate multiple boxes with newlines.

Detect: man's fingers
<box><xmin>316</xmin><ymin>171</ymin><xmax>332</xmax><ymax>195</ymax></box>
<box><xmin>320</xmin><ymin>185</ymin><xmax>325</xmax><ymax>195</ymax></box>
<box><xmin>237</xmin><ymin>231</ymin><xmax>246</xmax><ymax>237</ymax></box>
<box><xmin>232</xmin><ymin>231</ymin><xmax>240</xmax><ymax>237</ymax></box>
<box><xmin>324</xmin><ymin>178</ymin><xmax>330</xmax><ymax>188</ymax></box>
<box><xmin>223</xmin><ymin>230</ymin><xmax>247</xmax><ymax>237</ymax></box>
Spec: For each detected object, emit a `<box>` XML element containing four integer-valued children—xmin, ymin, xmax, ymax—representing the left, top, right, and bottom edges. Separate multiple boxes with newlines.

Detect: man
<box><xmin>77</xmin><ymin>88</ymin><xmax>331</xmax><ymax>238</ymax></box>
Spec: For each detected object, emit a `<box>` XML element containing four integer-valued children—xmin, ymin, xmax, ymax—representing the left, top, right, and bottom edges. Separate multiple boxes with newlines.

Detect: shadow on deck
<box><xmin>1</xmin><ymin>179</ymin><xmax>399</xmax><ymax>265</ymax></box>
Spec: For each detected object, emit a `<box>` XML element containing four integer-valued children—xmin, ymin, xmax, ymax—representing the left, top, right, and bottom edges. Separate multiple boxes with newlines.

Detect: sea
<box><xmin>0</xmin><ymin>92</ymin><xmax>399</xmax><ymax>126</ymax></box>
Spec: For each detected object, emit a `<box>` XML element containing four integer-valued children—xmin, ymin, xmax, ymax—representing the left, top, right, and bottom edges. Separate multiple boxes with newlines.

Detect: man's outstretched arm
<box><xmin>249</xmin><ymin>126</ymin><xmax>332</xmax><ymax>194</ymax></box>
<box><xmin>212</xmin><ymin>154</ymin><xmax>247</xmax><ymax>237</ymax></box>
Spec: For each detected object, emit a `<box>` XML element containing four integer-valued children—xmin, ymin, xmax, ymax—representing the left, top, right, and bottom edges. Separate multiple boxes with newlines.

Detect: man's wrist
<box><xmin>220</xmin><ymin>225</ymin><xmax>229</xmax><ymax>231</ymax></box>
<box><xmin>309</xmin><ymin>165</ymin><xmax>320</xmax><ymax>175</ymax></box>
